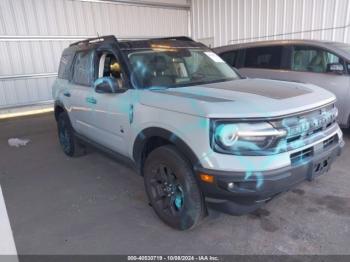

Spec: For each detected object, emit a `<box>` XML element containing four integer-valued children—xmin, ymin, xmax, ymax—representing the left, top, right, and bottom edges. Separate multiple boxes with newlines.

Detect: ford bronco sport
<box><xmin>53</xmin><ymin>35</ymin><xmax>344</xmax><ymax>230</ymax></box>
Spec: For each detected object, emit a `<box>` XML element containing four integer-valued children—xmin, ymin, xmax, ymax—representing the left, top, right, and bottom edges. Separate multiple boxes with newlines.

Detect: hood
<box><xmin>139</xmin><ymin>78</ymin><xmax>336</xmax><ymax>119</ymax></box>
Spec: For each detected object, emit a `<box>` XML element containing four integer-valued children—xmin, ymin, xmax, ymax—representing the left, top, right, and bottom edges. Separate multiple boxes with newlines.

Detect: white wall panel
<box><xmin>0</xmin><ymin>0</ymin><xmax>190</xmax><ymax>108</ymax></box>
<box><xmin>191</xmin><ymin>0</ymin><xmax>350</xmax><ymax>47</ymax></box>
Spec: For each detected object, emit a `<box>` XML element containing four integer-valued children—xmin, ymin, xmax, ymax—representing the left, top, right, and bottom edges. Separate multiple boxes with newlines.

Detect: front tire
<box><xmin>143</xmin><ymin>145</ymin><xmax>205</xmax><ymax>230</ymax></box>
<box><xmin>57</xmin><ymin>112</ymin><xmax>85</xmax><ymax>157</ymax></box>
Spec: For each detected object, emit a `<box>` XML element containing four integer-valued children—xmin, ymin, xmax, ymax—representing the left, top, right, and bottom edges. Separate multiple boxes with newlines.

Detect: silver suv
<box><xmin>214</xmin><ymin>40</ymin><xmax>350</xmax><ymax>128</ymax></box>
<box><xmin>53</xmin><ymin>36</ymin><xmax>344</xmax><ymax>230</ymax></box>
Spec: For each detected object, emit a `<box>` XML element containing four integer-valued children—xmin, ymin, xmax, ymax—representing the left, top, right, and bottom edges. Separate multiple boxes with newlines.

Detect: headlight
<box><xmin>211</xmin><ymin>121</ymin><xmax>287</xmax><ymax>156</ymax></box>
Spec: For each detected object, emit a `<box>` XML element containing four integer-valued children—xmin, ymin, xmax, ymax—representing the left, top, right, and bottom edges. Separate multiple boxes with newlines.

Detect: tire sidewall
<box><xmin>144</xmin><ymin>145</ymin><xmax>203</xmax><ymax>230</ymax></box>
<box><xmin>57</xmin><ymin>113</ymin><xmax>75</xmax><ymax>156</ymax></box>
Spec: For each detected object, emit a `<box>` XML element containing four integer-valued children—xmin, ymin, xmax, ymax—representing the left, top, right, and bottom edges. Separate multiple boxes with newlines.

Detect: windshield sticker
<box><xmin>204</xmin><ymin>52</ymin><xmax>225</xmax><ymax>63</ymax></box>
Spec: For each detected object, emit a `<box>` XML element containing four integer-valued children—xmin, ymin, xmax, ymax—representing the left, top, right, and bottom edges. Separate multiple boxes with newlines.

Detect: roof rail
<box><xmin>69</xmin><ymin>35</ymin><xmax>117</xmax><ymax>47</ymax></box>
<box><xmin>69</xmin><ymin>35</ymin><xmax>195</xmax><ymax>47</ymax></box>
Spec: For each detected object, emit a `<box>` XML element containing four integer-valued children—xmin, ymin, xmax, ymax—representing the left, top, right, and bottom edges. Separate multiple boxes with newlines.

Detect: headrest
<box><xmin>150</xmin><ymin>56</ymin><xmax>168</xmax><ymax>72</ymax></box>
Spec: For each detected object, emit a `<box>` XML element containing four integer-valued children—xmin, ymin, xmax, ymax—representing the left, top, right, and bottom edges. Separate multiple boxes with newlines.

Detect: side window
<box><xmin>220</xmin><ymin>51</ymin><xmax>238</xmax><ymax>67</ymax></box>
<box><xmin>244</xmin><ymin>46</ymin><xmax>282</xmax><ymax>69</ymax></box>
<box><xmin>58</xmin><ymin>53</ymin><xmax>74</xmax><ymax>79</ymax></box>
<box><xmin>72</xmin><ymin>51</ymin><xmax>94</xmax><ymax>86</ymax></box>
<box><xmin>291</xmin><ymin>46</ymin><xmax>344</xmax><ymax>73</ymax></box>
<box><xmin>98</xmin><ymin>52</ymin><xmax>124</xmax><ymax>88</ymax></box>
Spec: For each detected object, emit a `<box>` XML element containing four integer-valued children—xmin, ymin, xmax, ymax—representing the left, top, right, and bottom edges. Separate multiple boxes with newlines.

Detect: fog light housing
<box><xmin>227</xmin><ymin>182</ymin><xmax>235</xmax><ymax>189</ymax></box>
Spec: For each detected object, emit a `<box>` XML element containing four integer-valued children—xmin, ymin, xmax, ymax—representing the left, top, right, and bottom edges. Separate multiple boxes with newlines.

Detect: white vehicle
<box><xmin>53</xmin><ymin>36</ymin><xmax>344</xmax><ymax>230</ymax></box>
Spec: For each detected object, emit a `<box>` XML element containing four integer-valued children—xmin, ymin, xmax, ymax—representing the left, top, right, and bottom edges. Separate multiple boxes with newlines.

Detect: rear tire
<box><xmin>57</xmin><ymin>112</ymin><xmax>86</xmax><ymax>157</ymax></box>
<box><xmin>143</xmin><ymin>145</ymin><xmax>205</xmax><ymax>230</ymax></box>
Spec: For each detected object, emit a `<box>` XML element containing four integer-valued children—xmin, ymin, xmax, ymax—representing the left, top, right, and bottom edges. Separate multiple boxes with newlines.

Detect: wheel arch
<box><xmin>132</xmin><ymin>127</ymin><xmax>201</xmax><ymax>176</ymax></box>
<box><xmin>54</xmin><ymin>100</ymin><xmax>66</xmax><ymax>121</ymax></box>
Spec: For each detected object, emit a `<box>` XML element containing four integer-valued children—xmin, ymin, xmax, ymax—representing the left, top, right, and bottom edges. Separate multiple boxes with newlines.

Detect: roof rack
<box><xmin>148</xmin><ymin>36</ymin><xmax>194</xmax><ymax>42</ymax></box>
<box><xmin>69</xmin><ymin>35</ymin><xmax>195</xmax><ymax>48</ymax></box>
<box><xmin>69</xmin><ymin>35</ymin><xmax>117</xmax><ymax>47</ymax></box>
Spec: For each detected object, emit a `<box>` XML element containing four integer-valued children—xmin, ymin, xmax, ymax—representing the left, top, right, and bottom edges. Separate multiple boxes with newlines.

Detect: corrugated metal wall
<box><xmin>0</xmin><ymin>0</ymin><xmax>190</xmax><ymax>109</ymax></box>
<box><xmin>191</xmin><ymin>0</ymin><xmax>350</xmax><ymax>48</ymax></box>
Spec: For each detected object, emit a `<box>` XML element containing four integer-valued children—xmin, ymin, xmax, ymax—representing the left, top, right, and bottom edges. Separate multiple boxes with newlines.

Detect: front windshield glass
<box><xmin>124</xmin><ymin>47</ymin><xmax>239</xmax><ymax>89</ymax></box>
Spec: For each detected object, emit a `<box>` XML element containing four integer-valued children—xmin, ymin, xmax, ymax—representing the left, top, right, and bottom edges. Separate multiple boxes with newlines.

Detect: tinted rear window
<box><xmin>58</xmin><ymin>53</ymin><xmax>74</xmax><ymax>79</ymax></box>
<box><xmin>244</xmin><ymin>46</ymin><xmax>282</xmax><ymax>69</ymax></box>
<box><xmin>220</xmin><ymin>50</ymin><xmax>238</xmax><ymax>67</ymax></box>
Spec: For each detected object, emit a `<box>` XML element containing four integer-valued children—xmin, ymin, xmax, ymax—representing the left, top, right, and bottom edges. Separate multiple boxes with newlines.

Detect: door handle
<box><xmin>63</xmin><ymin>91</ymin><xmax>71</xmax><ymax>97</ymax></box>
<box><xmin>86</xmin><ymin>97</ymin><xmax>97</xmax><ymax>104</ymax></box>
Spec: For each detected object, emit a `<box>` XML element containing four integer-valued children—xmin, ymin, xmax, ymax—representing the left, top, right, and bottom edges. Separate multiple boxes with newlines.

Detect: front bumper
<box><xmin>196</xmin><ymin>138</ymin><xmax>344</xmax><ymax>215</ymax></box>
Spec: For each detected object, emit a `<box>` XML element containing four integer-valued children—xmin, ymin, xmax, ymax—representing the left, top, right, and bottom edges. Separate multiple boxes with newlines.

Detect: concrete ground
<box><xmin>0</xmin><ymin>113</ymin><xmax>349</xmax><ymax>255</ymax></box>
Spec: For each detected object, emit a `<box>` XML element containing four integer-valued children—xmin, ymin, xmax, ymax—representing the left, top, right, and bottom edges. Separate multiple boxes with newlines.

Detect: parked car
<box><xmin>53</xmin><ymin>36</ymin><xmax>344</xmax><ymax>230</ymax></box>
<box><xmin>214</xmin><ymin>40</ymin><xmax>350</xmax><ymax>128</ymax></box>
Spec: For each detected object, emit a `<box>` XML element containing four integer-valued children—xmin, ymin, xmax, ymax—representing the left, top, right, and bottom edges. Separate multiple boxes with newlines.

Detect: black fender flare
<box><xmin>54</xmin><ymin>100</ymin><xmax>67</xmax><ymax>121</ymax></box>
<box><xmin>132</xmin><ymin>127</ymin><xmax>202</xmax><ymax>174</ymax></box>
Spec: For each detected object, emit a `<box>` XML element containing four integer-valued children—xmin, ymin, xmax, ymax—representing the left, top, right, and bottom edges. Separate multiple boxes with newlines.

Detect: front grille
<box><xmin>290</xmin><ymin>147</ymin><xmax>313</xmax><ymax>165</ymax></box>
<box><xmin>277</xmin><ymin>104</ymin><xmax>337</xmax><ymax>147</ymax></box>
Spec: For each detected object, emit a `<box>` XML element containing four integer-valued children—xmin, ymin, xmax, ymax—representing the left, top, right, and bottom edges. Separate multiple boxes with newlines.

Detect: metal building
<box><xmin>0</xmin><ymin>0</ymin><xmax>190</xmax><ymax>109</ymax></box>
<box><xmin>1</xmin><ymin>0</ymin><xmax>350</xmax><ymax>110</ymax></box>
<box><xmin>191</xmin><ymin>0</ymin><xmax>350</xmax><ymax>48</ymax></box>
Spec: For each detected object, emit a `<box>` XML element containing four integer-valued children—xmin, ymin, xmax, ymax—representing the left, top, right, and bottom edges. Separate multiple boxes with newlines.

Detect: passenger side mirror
<box><xmin>327</xmin><ymin>63</ymin><xmax>344</xmax><ymax>74</ymax></box>
<box><xmin>93</xmin><ymin>77</ymin><xmax>127</xmax><ymax>94</ymax></box>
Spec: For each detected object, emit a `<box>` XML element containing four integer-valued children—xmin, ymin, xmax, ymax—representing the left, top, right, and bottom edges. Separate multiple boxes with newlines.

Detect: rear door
<box><xmin>68</xmin><ymin>49</ymin><xmax>97</xmax><ymax>138</ymax></box>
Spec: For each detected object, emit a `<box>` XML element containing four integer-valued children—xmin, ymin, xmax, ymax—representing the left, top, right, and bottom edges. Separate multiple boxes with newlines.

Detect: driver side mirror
<box><xmin>93</xmin><ymin>77</ymin><xmax>127</xmax><ymax>94</ymax></box>
<box><xmin>327</xmin><ymin>63</ymin><xmax>344</xmax><ymax>74</ymax></box>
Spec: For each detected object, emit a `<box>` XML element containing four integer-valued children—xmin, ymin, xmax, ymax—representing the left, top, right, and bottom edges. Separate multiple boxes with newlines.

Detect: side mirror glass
<box><xmin>327</xmin><ymin>63</ymin><xmax>344</xmax><ymax>74</ymax></box>
<box><xmin>94</xmin><ymin>77</ymin><xmax>126</xmax><ymax>94</ymax></box>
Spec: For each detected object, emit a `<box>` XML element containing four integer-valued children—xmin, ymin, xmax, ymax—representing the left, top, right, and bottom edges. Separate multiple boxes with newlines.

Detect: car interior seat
<box><xmin>292</xmin><ymin>51</ymin><xmax>305</xmax><ymax>71</ymax></box>
<box><xmin>308</xmin><ymin>51</ymin><xmax>326</xmax><ymax>73</ymax></box>
<box><xmin>148</xmin><ymin>55</ymin><xmax>174</xmax><ymax>87</ymax></box>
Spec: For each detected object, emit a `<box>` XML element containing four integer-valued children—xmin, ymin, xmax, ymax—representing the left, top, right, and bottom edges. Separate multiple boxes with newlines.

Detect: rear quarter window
<box><xmin>58</xmin><ymin>53</ymin><xmax>74</xmax><ymax>80</ymax></box>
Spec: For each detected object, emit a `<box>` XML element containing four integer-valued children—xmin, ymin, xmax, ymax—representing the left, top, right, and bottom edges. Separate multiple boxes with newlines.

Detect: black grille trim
<box><xmin>290</xmin><ymin>147</ymin><xmax>314</xmax><ymax>165</ymax></box>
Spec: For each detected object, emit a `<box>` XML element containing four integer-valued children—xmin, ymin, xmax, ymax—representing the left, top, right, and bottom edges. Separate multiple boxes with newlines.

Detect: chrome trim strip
<box><xmin>238</xmin><ymin>129</ymin><xmax>287</xmax><ymax>137</ymax></box>
<box><xmin>0</xmin><ymin>73</ymin><xmax>57</xmax><ymax>81</ymax></box>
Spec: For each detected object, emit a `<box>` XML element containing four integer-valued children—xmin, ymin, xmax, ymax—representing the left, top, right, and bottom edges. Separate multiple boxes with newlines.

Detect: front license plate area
<box><xmin>308</xmin><ymin>156</ymin><xmax>332</xmax><ymax>181</ymax></box>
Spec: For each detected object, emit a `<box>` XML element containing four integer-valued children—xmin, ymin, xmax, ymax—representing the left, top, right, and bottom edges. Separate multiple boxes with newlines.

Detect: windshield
<box><xmin>124</xmin><ymin>47</ymin><xmax>239</xmax><ymax>89</ymax></box>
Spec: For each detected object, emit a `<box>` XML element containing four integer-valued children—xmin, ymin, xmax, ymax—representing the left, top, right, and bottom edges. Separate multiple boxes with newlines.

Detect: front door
<box><xmin>88</xmin><ymin>51</ymin><xmax>131</xmax><ymax>156</ymax></box>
